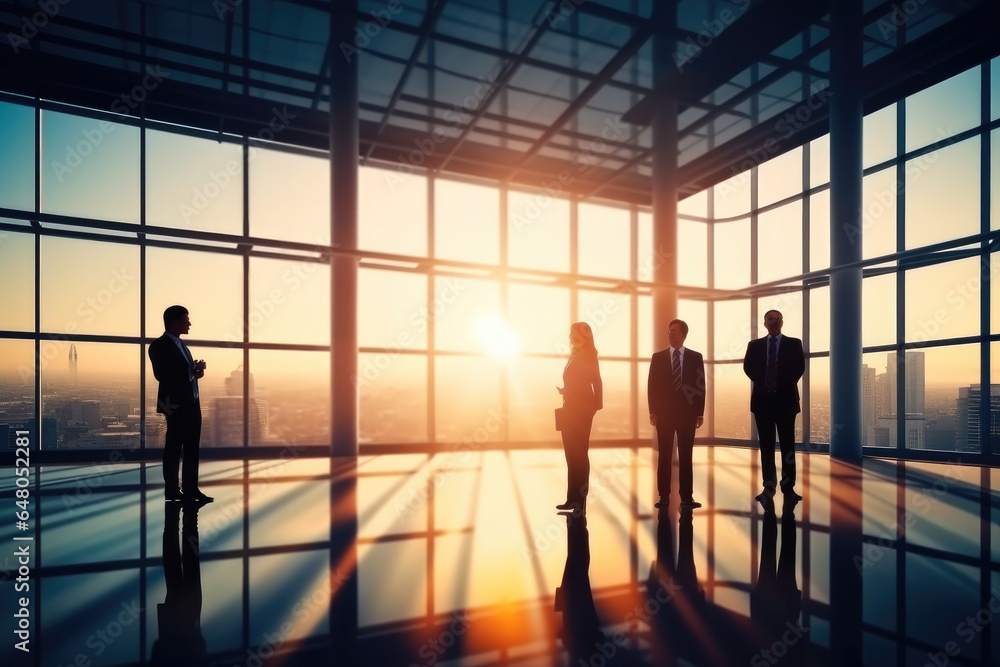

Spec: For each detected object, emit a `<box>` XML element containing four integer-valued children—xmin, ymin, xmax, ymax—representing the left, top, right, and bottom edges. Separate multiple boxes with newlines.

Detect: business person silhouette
<box><xmin>151</xmin><ymin>503</ymin><xmax>208</xmax><ymax>667</ymax></box>
<box><xmin>743</xmin><ymin>309</ymin><xmax>805</xmax><ymax>505</ymax></box>
<box><xmin>556</xmin><ymin>322</ymin><xmax>602</xmax><ymax>514</ymax></box>
<box><xmin>750</xmin><ymin>500</ymin><xmax>805</xmax><ymax>665</ymax></box>
<box><xmin>648</xmin><ymin>319</ymin><xmax>706</xmax><ymax>509</ymax></box>
<box><xmin>149</xmin><ymin>305</ymin><xmax>213</xmax><ymax>504</ymax></box>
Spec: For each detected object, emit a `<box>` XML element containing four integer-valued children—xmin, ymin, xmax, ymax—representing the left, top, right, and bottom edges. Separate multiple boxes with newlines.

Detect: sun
<box><xmin>472</xmin><ymin>312</ymin><xmax>521</xmax><ymax>359</ymax></box>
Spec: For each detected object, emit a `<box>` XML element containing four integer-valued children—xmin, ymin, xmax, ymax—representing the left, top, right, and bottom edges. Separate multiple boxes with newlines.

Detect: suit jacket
<box><xmin>148</xmin><ymin>333</ymin><xmax>198</xmax><ymax>416</ymax></box>
<box><xmin>743</xmin><ymin>335</ymin><xmax>805</xmax><ymax>415</ymax></box>
<box><xmin>561</xmin><ymin>350</ymin><xmax>603</xmax><ymax>412</ymax></box>
<box><xmin>647</xmin><ymin>347</ymin><xmax>705</xmax><ymax>422</ymax></box>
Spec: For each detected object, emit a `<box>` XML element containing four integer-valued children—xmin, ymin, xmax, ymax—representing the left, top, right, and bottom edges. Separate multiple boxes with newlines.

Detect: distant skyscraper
<box><xmin>862</xmin><ymin>365</ymin><xmax>876</xmax><ymax>446</ymax></box>
<box><xmin>956</xmin><ymin>385</ymin><xmax>1000</xmax><ymax>453</ymax></box>
<box><xmin>212</xmin><ymin>366</ymin><xmax>266</xmax><ymax>446</ymax></box>
<box><xmin>69</xmin><ymin>344</ymin><xmax>78</xmax><ymax>384</ymax></box>
<box><xmin>875</xmin><ymin>351</ymin><xmax>926</xmax><ymax>449</ymax></box>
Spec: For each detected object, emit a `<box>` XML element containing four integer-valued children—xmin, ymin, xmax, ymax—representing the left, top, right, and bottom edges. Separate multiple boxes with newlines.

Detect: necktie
<box><xmin>766</xmin><ymin>336</ymin><xmax>778</xmax><ymax>389</ymax></box>
<box><xmin>672</xmin><ymin>349</ymin><xmax>682</xmax><ymax>392</ymax></box>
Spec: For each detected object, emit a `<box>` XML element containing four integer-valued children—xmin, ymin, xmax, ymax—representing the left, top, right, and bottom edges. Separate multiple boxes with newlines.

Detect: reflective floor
<box><xmin>1</xmin><ymin>447</ymin><xmax>999</xmax><ymax>666</ymax></box>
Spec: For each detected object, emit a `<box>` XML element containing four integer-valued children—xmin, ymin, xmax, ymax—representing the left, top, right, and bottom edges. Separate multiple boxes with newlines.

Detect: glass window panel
<box><xmin>0</xmin><ymin>230</ymin><xmax>35</xmax><ymax>331</ymax></box>
<box><xmin>864</xmin><ymin>351</ymin><xmax>893</xmax><ymax>448</ymax></box>
<box><xmin>578</xmin><ymin>202</ymin><xmax>630</xmax><ymax>279</ymax></box>
<box><xmin>905</xmin><ymin>137</ymin><xmax>980</xmax><ymax>249</ymax></box>
<box><xmin>678</xmin><ymin>189</ymin><xmax>708</xmax><ymax>218</ymax></box>
<box><xmin>248</xmin><ymin>257</ymin><xmax>330</xmax><ymax>345</ymax></box>
<box><xmin>146</xmin><ymin>129</ymin><xmax>243</xmax><ymax>235</ymax></box>
<box><xmin>435</xmin><ymin>178</ymin><xmax>499</xmax><ymax>264</ymax></box>
<box><xmin>359</xmin><ymin>353</ymin><xmax>426</xmax><ymax>444</ymax></box>
<box><xmin>507</xmin><ymin>283</ymin><xmax>569</xmax><ymax>356</ymax></box>
<box><xmin>810</xmin><ymin>134</ymin><xmax>830</xmax><ymax>188</ymax></box>
<box><xmin>809</xmin><ymin>285</ymin><xmax>830</xmax><ymax>353</ymax></box>
<box><xmin>713</xmin><ymin>362</ymin><xmax>750</xmax><ymax>438</ymax></box>
<box><xmin>992</xmin><ymin>130</ymin><xmax>999</xmax><ymax>231</ymax></box>
<box><xmin>578</xmin><ymin>290</ymin><xmax>630</xmax><ymax>358</ymax></box>
<box><xmin>507</xmin><ymin>189</ymin><xmax>570</xmax><ymax>272</ymax></box>
<box><xmin>757</xmin><ymin>146</ymin><xmax>802</xmax><ymax>207</ymax></box>
<box><xmin>0</xmin><ymin>100</ymin><xmax>34</xmax><ymax>211</ymax></box>
<box><xmin>809</xmin><ymin>189</ymin><xmax>830</xmax><ymax>272</ymax></box>
<box><xmin>907</xmin><ymin>345</ymin><xmax>978</xmax><ymax>453</ymax></box>
<box><xmin>994</xmin><ymin>252</ymin><xmax>1000</xmax><ymax>334</ymax></box>
<box><xmin>507</xmin><ymin>356</ymin><xmax>568</xmax><ymax>442</ymax></box>
<box><xmin>992</xmin><ymin>342</ymin><xmax>1000</xmax><ymax>455</ymax></box>
<box><xmin>905</xmin><ymin>67</ymin><xmax>981</xmax><ymax>152</ymax></box>
<box><xmin>863</xmin><ymin>103</ymin><xmax>897</xmax><ymax>168</ymax></box>
<box><xmin>591</xmin><ymin>359</ymin><xmax>631</xmax><ymax>440</ymax></box>
<box><xmin>809</xmin><ymin>357</ymin><xmax>830</xmax><ymax>444</ymax></box>
<box><xmin>434</xmin><ymin>355</ymin><xmax>502</xmax><ymax>444</ymax></box>
<box><xmin>862</xmin><ymin>168</ymin><xmax>898</xmax><ymax>260</ymax></box>
<box><xmin>714</xmin><ymin>299</ymin><xmax>750</xmax><ymax>361</ymax></box>
<box><xmin>0</xmin><ymin>339</ymin><xmax>34</xmax><ymax>433</ymax></box>
<box><xmin>41</xmin><ymin>111</ymin><xmax>139</xmax><ymax>222</ymax></box>
<box><xmin>677</xmin><ymin>298</ymin><xmax>708</xmax><ymax>357</ymax></box>
<box><xmin>146</xmin><ymin>247</ymin><xmax>243</xmax><ymax>342</ymax></box>
<box><xmin>714</xmin><ymin>217</ymin><xmax>750</xmax><ymax>289</ymax></box>
<box><xmin>248</xmin><ymin>350</ymin><xmax>330</xmax><ymax>446</ymax></box>
<box><xmin>758</xmin><ymin>291</ymin><xmax>803</xmax><ymax>341</ymax></box>
<box><xmin>638</xmin><ymin>211</ymin><xmax>652</xmax><ymax>287</ymax></box>
<box><xmin>358</xmin><ymin>268</ymin><xmax>427</xmax><ymax>350</ymax></box>
<box><xmin>904</xmin><ymin>257</ymin><xmax>980</xmax><ymax>343</ymax></box>
<box><xmin>993</xmin><ymin>56</ymin><xmax>1000</xmax><ymax>122</ymax></box>
<box><xmin>636</xmin><ymin>361</ymin><xmax>656</xmax><ymax>444</ymax></box>
<box><xmin>359</xmin><ymin>165</ymin><xmax>427</xmax><ymax>257</ymax></box>
<box><xmin>713</xmin><ymin>172</ymin><xmax>751</xmax><ymax>219</ymax></box>
<box><xmin>40</xmin><ymin>341</ymin><xmax>140</xmax><ymax>450</ymax></box>
<box><xmin>149</xmin><ymin>346</ymin><xmax>245</xmax><ymax>447</ymax></box>
<box><xmin>638</xmin><ymin>295</ymin><xmax>652</xmax><ymax>359</ymax></box>
<box><xmin>757</xmin><ymin>201</ymin><xmax>802</xmax><ymax>283</ymax></box>
<box><xmin>250</xmin><ymin>146</ymin><xmax>330</xmax><ymax>244</ymax></box>
<box><xmin>433</xmin><ymin>277</ymin><xmax>500</xmax><ymax>353</ymax></box>
<box><xmin>678</xmin><ymin>218</ymin><xmax>707</xmax><ymax>287</ymax></box>
<box><xmin>863</xmin><ymin>272</ymin><xmax>896</xmax><ymax>348</ymax></box>
<box><xmin>40</xmin><ymin>237</ymin><xmax>140</xmax><ymax>336</ymax></box>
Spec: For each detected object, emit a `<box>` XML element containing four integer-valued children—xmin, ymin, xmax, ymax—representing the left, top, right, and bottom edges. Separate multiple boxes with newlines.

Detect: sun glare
<box><xmin>473</xmin><ymin>312</ymin><xmax>521</xmax><ymax>359</ymax></box>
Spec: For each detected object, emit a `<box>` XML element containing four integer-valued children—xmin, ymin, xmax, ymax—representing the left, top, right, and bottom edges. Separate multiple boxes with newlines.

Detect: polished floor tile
<box><xmin>1</xmin><ymin>447</ymin><xmax>998</xmax><ymax>666</ymax></box>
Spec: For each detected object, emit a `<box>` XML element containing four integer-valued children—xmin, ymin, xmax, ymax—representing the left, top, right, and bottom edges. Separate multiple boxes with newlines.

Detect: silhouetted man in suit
<box><xmin>149</xmin><ymin>305</ymin><xmax>213</xmax><ymax>504</ymax></box>
<box><xmin>648</xmin><ymin>319</ymin><xmax>706</xmax><ymax>509</ymax></box>
<box><xmin>743</xmin><ymin>309</ymin><xmax>805</xmax><ymax>504</ymax></box>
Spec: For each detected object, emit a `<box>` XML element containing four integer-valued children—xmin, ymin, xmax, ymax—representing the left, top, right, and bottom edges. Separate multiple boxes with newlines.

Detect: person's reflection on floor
<box><xmin>555</xmin><ymin>515</ymin><xmax>602</xmax><ymax>663</ymax></box>
<box><xmin>646</xmin><ymin>507</ymin><xmax>709</xmax><ymax>665</ymax></box>
<box><xmin>750</xmin><ymin>498</ymin><xmax>805</xmax><ymax>666</ymax></box>
<box><xmin>555</xmin><ymin>516</ymin><xmax>646</xmax><ymax>665</ymax></box>
<box><xmin>151</xmin><ymin>502</ymin><xmax>208</xmax><ymax>667</ymax></box>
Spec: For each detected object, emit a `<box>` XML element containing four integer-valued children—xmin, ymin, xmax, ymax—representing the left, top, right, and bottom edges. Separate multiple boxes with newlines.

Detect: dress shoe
<box><xmin>184</xmin><ymin>490</ymin><xmax>214</xmax><ymax>505</ymax></box>
<box><xmin>680</xmin><ymin>500</ymin><xmax>702</xmax><ymax>509</ymax></box>
<box><xmin>755</xmin><ymin>488</ymin><xmax>775</xmax><ymax>505</ymax></box>
<box><xmin>783</xmin><ymin>488</ymin><xmax>803</xmax><ymax>502</ymax></box>
<box><xmin>654</xmin><ymin>497</ymin><xmax>669</xmax><ymax>509</ymax></box>
<box><xmin>164</xmin><ymin>488</ymin><xmax>183</xmax><ymax>502</ymax></box>
<box><xmin>556</xmin><ymin>501</ymin><xmax>575</xmax><ymax>511</ymax></box>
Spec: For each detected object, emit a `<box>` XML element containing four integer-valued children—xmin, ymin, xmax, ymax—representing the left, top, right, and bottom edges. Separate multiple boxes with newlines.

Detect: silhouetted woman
<box><xmin>556</xmin><ymin>322</ymin><xmax>602</xmax><ymax>513</ymax></box>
